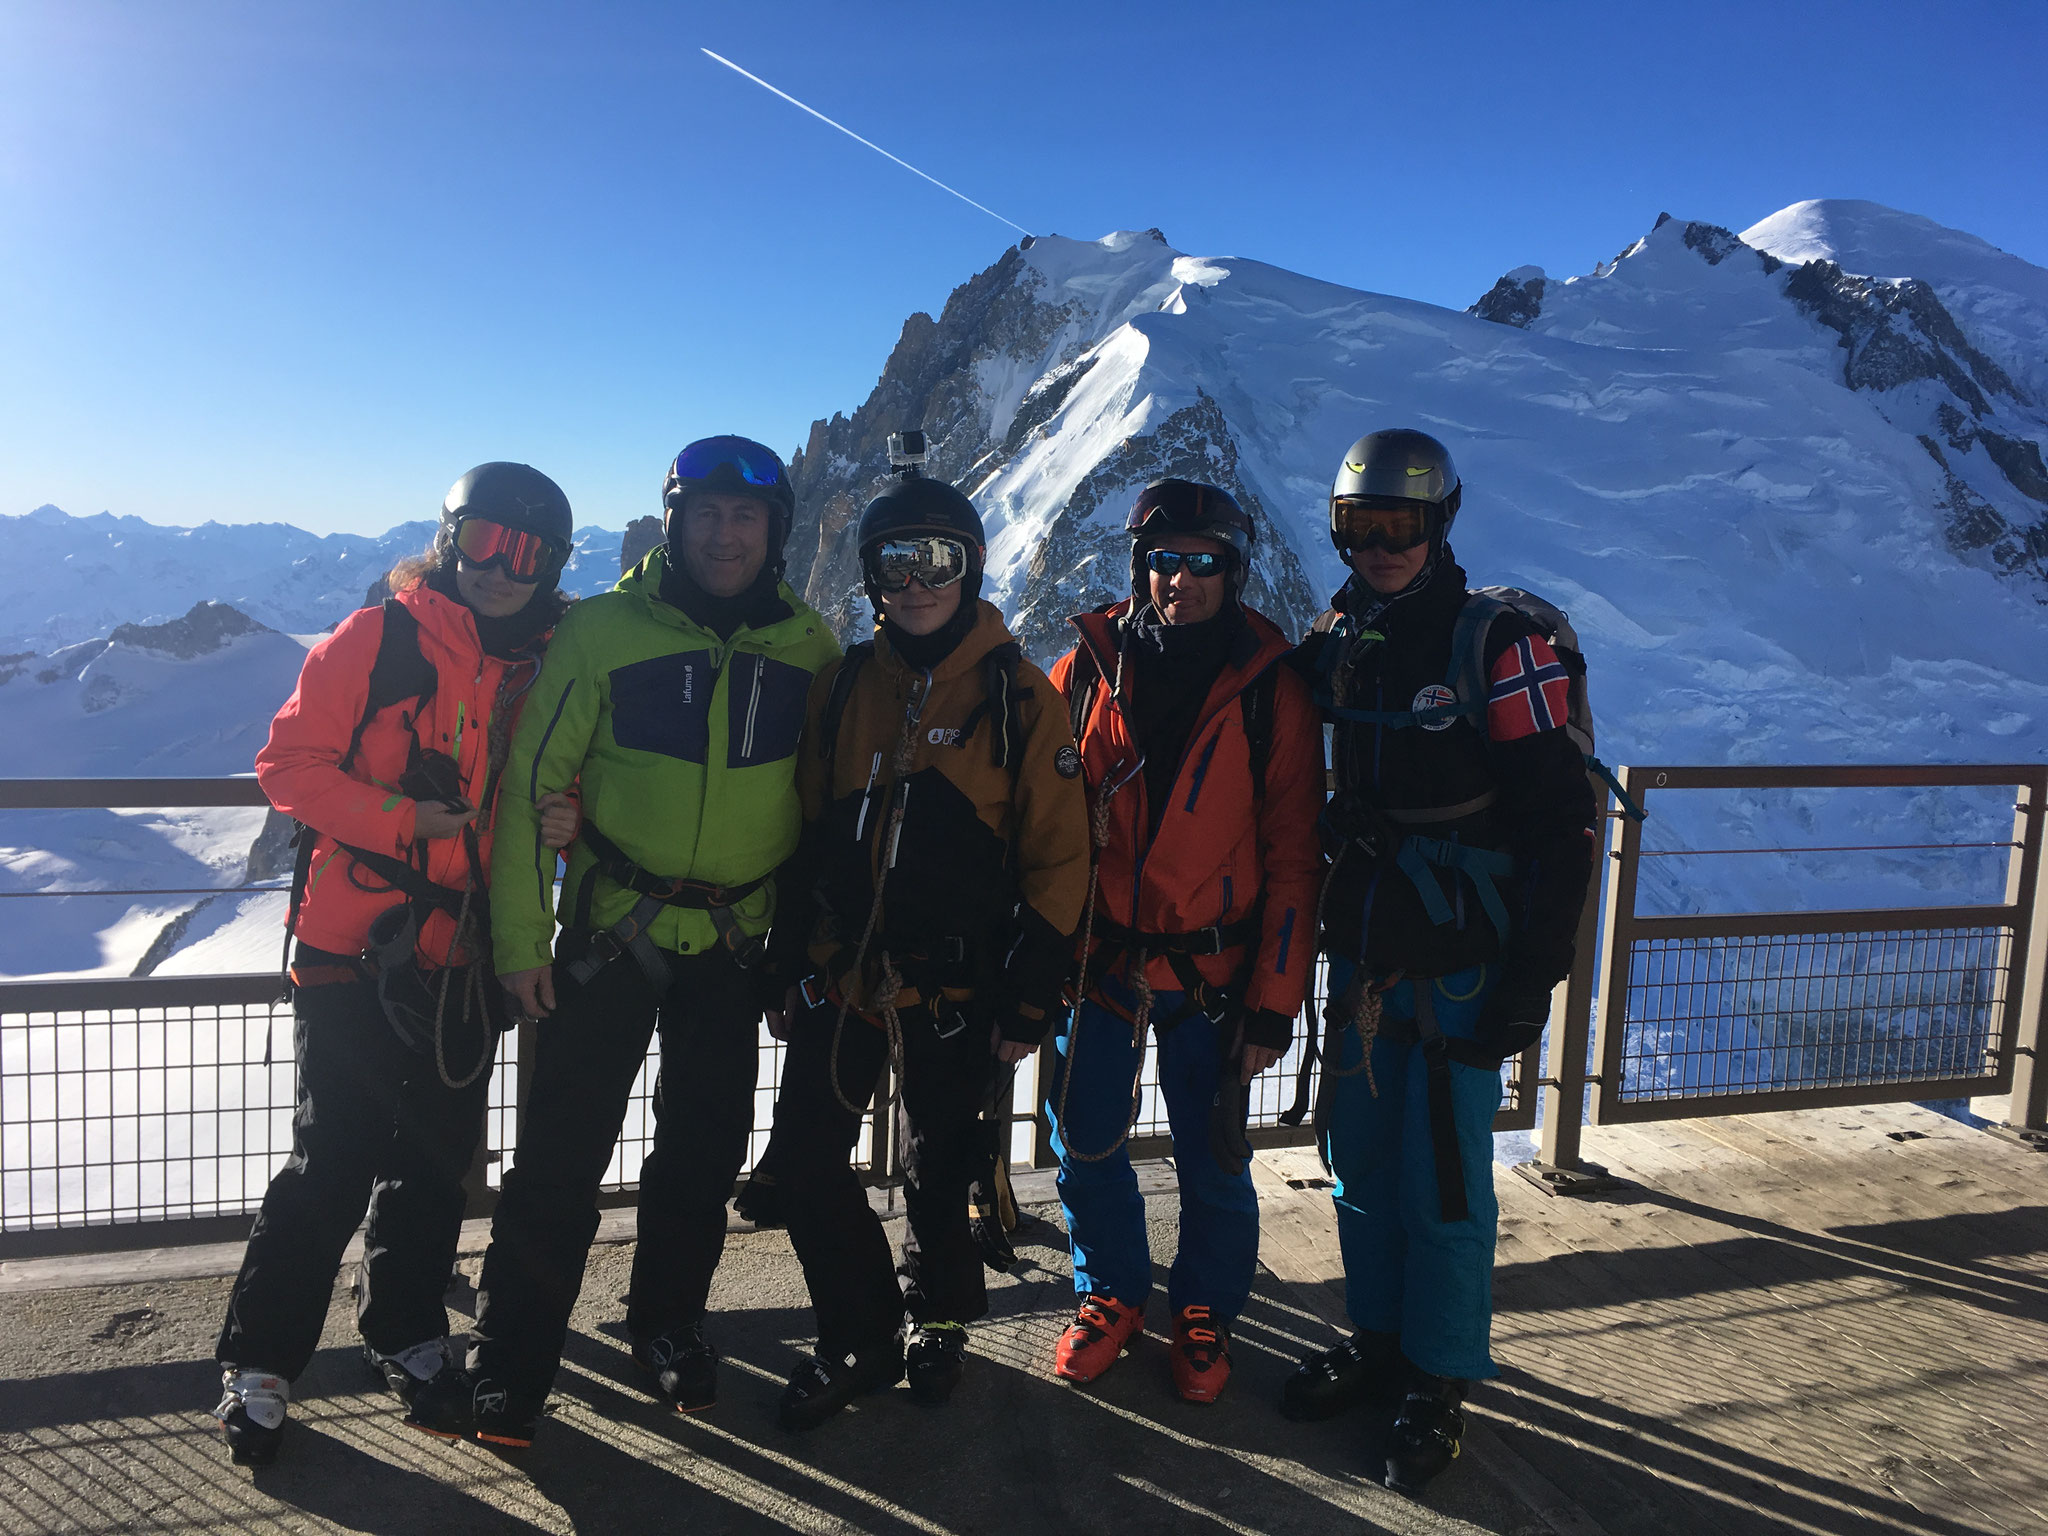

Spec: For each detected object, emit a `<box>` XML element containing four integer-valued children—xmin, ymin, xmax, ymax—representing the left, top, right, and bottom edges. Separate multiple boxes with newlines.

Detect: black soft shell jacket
<box><xmin>1292</xmin><ymin>560</ymin><xmax>1596</xmax><ymax>1020</ymax></box>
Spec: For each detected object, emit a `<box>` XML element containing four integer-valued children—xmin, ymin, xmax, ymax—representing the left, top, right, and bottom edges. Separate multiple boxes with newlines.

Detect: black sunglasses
<box><xmin>1143</xmin><ymin>548</ymin><xmax>1228</xmax><ymax>579</ymax></box>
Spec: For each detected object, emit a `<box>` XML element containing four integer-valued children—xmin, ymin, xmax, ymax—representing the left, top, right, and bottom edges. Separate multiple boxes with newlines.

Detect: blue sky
<box><xmin>3</xmin><ymin>0</ymin><xmax>2043</xmax><ymax>536</ymax></box>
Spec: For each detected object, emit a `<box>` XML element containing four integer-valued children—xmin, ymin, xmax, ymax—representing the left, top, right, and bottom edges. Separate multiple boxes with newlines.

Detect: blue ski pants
<box><xmin>1048</xmin><ymin>988</ymin><xmax>1259</xmax><ymax>1321</ymax></box>
<box><xmin>1324</xmin><ymin>958</ymin><xmax>1503</xmax><ymax>1381</ymax></box>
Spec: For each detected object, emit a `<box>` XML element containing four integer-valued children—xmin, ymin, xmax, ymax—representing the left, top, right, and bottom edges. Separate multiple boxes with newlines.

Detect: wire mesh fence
<box><xmin>1615</xmin><ymin>926</ymin><xmax>2013</xmax><ymax>1104</ymax></box>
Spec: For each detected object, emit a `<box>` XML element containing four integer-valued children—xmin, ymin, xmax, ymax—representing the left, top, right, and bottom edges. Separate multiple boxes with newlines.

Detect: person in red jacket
<box><xmin>212</xmin><ymin>463</ymin><xmax>580</xmax><ymax>1465</ymax></box>
<box><xmin>1046</xmin><ymin>480</ymin><xmax>1323</xmax><ymax>1405</ymax></box>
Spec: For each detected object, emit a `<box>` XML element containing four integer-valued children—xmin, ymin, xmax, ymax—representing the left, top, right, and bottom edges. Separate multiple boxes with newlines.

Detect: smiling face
<box><xmin>875</xmin><ymin>572</ymin><xmax>964</xmax><ymax>636</ymax></box>
<box><xmin>1350</xmin><ymin>539</ymin><xmax>1431</xmax><ymax>594</ymax></box>
<box><xmin>672</xmin><ymin>491</ymin><xmax>772</xmax><ymax>596</ymax></box>
<box><xmin>454</xmin><ymin>558</ymin><xmax>538</xmax><ymax>617</ymax></box>
<box><xmin>1145</xmin><ymin>533</ymin><xmax>1230</xmax><ymax>625</ymax></box>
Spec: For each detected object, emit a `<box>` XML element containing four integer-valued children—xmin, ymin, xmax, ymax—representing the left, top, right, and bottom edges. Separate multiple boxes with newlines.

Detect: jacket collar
<box><xmin>618</xmin><ymin>545</ymin><xmax>804</xmax><ymax>644</ymax></box>
<box><xmin>1070</xmin><ymin>597</ymin><xmax>1290</xmax><ymax>698</ymax></box>
<box><xmin>874</xmin><ymin>599</ymin><xmax>1013</xmax><ymax>684</ymax></box>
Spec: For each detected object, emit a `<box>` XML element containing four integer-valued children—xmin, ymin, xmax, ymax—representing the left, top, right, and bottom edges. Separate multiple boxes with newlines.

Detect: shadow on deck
<box><xmin>2</xmin><ymin>1100</ymin><xmax>2044</xmax><ymax>1535</ymax></box>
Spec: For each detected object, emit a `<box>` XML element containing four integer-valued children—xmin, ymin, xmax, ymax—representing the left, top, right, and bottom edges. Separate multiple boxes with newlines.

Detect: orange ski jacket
<box><xmin>1050</xmin><ymin>599</ymin><xmax>1323</xmax><ymax>1027</ymax></box>
<box><xmin>257</xmin><ymin>581</ymin><xmax>548</xmax><ymax>968</ymax></box>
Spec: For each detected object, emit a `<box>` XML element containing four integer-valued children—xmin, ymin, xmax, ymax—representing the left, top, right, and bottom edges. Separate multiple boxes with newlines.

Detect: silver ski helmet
<box><xmin>1127</xmin><ymin>479</ymin><xmax>1255</xmax><ymax>597</ymax></box>
<box><xmin>1329</xmin><ymin>429</ymin><xmax>1461</xmax><ymax>556</ymax></box>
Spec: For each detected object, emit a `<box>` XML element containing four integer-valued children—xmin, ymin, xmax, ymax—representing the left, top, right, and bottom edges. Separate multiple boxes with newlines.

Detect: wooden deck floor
<box><xmin>1258</xmin><ymin>1100</ymin><xmax>2048</xmax><ymax>1536</ymax></box>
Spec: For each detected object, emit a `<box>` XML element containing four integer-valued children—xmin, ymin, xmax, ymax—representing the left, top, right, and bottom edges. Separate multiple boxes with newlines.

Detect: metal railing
<box><xmin>1531</xmin><ymin>764</ymin><xmax>2048</xmax><ymax>1184</ymax></box>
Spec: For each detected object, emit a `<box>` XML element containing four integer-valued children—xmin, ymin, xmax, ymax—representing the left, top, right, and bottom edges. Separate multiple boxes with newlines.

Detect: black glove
<box><xmin>1473</xmin><ymin>974</ymin><xmax>1553</xmax><ymax>1064</ymax></box>
<box><xmin>1242</xmin><ymin>1006</ymin><xmax>1295</xmax><ymax>1055</ymax></box>
<box><xmin>995</xmin><ymin>997</ymin><xmax>1053</xmax><ymax>1047</ymax></box>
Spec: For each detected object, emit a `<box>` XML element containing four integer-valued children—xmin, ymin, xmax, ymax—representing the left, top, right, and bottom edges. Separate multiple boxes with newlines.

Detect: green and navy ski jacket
<box><xmin>491</xmin><ymin>547</ymin><xmax>841</xmax><ymax>973</ymax></box>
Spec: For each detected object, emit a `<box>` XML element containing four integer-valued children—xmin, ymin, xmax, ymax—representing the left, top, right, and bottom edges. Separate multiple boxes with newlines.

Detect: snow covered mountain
<box><xmin>0</xmin><ymin>507</ymin><xmax>633</xmax><ymax>654</ymax></box>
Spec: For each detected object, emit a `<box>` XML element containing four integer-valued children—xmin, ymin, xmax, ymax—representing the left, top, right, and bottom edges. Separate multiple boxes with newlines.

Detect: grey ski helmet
<box><xmin>1329</xmin><ymin>429</ymin><xmax>1461</xmax><ymax>555</ymax></box>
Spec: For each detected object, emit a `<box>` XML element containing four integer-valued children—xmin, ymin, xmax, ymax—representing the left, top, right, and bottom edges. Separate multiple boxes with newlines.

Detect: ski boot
<box><xmin>905</xmin><ymin>1322</ymin><xmax>968</xmax><ymax>1404</ymax></box>
<box><xmin>363</xmin><ymin>1338</ymin><xmax>456</xmax><ymax>1405</ymax></box>
<box><xmin>1169</xmin><ymin>1305</ymin><xmax>1232</xmax><ymax>1405</ymax></box>
<box><xmin>1385</xmin><ymin>1373</ymin><xmax>1469</xmax><ymax>1496</ymax></box>
<box><xmin>1053</xmin><ymin>1294</ymin><xmax>1144</xmax><ymax>1385</ymax></box>
<box><xmin>777</xmin><ymin>1339</ymin><xmax>905</xmax><ymax>1431</ymax></box>
<box><xmin>1280</xmin><ymin>1328</ymin><xmax>1401</xmax><ymax>1421</ymax></box>
<box><xmin>215</xmin><ymin>1368</ymin><xmax>288</xmax><ymax>1466</ymax></box>
<box><xmin>633</xmin><ymin>1319</ymin><xmax>718</xmax><ymax>1413</ymax></box>
<box><xmin>404</xmin><ymin>1365</ymin><xmax>542</xmax><ymax>1450</ymax></box>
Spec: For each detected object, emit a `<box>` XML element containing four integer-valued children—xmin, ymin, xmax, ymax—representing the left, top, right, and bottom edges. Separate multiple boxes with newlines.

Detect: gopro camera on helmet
<box><xmin>887</xmin><ymin>430</ymin><xmax>929</xmax><ymax>478</ymax></box>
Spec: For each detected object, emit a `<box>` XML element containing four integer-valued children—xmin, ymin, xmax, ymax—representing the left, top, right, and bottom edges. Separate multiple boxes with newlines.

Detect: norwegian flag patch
<box><xmin>1487</xmin><ymin>635</ymin><xmax>1571</xmax><ymax>741</ymax></box>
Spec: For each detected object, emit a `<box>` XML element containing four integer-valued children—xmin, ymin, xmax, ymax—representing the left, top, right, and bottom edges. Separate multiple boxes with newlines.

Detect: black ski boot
<box><xmin>634</xmin><ymin>1320</ymin><xmax>718</xmax><ymax>1413</ymax></box>
<box><xmin>904</xmin><ymin>1322</ymin><xmax>968</xmax><ymax>1404</ymax></box>
<box><xmin>362</xmin><ymin>1338</ymin><xmax>455</xmax><ymax>1406</ymax></box>
<box><xmin>777</xmin><ymin>1339</ymin><xmax>905</xmax><ymax>1431</ymax></box>
<box><xmin>1384</xmin><ymin>1373</ymin><xmax>1468</xmax><ymax>1496</ymax></box>
<box><xmin>1280</xmin><ymin>1329</ymin><xmax>1400</xmax><ymax>1421</ymax></box>
<box><xmin>404</xmin><ymin>1365</ymin><xmax>542</xmax><ymax>1450</ymax></box>
<box><xmin>215</xmin><ymin>1368</ymin><xmax>288</xmax><ymax>1466</ymax></box>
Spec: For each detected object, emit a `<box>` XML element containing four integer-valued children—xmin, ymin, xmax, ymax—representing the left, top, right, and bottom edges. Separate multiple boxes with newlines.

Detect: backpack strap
<box><xmin>1241</xmin><ymin>665</ymin><xmax>1279</xmax><ymax>804</ymax></box>
<box><xmin>816</xmin><ymin>642</ymin><xmax>874</xmax><ymax>799</ymax></box>
<box><xmin>1444</xmin><ymin>593</ymin><xmax>1508</xmax><ymax>728</ymax></box>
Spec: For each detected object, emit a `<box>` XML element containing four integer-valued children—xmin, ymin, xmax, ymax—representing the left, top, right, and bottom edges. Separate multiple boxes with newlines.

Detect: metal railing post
<box><xmin>1029</xmin><ymin>1035</ymin><xmax>1057</xmax><ymax>1169</ymax></box>
<box><xmin>1518</xmin><ymin>769</ymin><xmax>1623</xmax><ymax>1196</ymax></box>
<box><xmin>1996</xmin><ymin>772</ymin><xmax>2048</xmax><ymax>1146</ymax></box>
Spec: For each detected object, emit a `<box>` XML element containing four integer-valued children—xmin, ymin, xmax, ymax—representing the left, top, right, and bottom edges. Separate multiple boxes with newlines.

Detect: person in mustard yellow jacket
<box><xmin>764</xmin><ymin>464</ymin><xmax>1089</xmax><ymax>1430</ymax></box>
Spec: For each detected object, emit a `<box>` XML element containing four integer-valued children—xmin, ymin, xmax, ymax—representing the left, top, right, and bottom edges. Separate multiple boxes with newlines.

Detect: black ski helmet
<box><xmin>436</xmin><ymin>462</ymin><xmax>574</xmax><ymax>572</ymax></box>
<box><xmin>661</xmin><ymin>435</ymin><xmax>797</xmax><ymax>573</ymax></box>
<box><xmin>856</xmin><ymin>476</ymin><xmax>988</xmax><ymax>600</ymax></box>
<box><xmin>1127</xmin><ymin>479</ymin><xmax>1255</xmax><ymax>597</ymax></box>
<box><xmin>1329</xmin><ymin>429</ymin><xmax>1461</xmax><ymax>555</ymax></box>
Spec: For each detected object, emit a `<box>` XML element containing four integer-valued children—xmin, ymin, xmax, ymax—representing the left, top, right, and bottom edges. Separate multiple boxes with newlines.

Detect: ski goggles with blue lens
<box><xmin>866</xmin><ymin>535</ymin><xmax>971</xmax><ymax>592</ymax></box>
<box><xmin>666</xmin><ymin>436</ymin><xmax>788</xmax><ymax>498</ymax></box>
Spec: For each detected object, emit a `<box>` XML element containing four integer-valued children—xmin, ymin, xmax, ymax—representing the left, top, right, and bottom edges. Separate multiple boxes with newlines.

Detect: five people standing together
<box><xmin>219</xmin><ymin>425</ymin><xmax>1597</xmax><ymax>1499</ymax></box>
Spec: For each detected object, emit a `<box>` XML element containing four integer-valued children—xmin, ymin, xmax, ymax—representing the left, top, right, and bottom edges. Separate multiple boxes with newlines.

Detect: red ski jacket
<box><xmin>1050</xmin><ymin>600</ymin><xmax>1323</xmax><ymax>1025</ymax></box>
<box><xmin>257</xmin><ymin>582</ymin><xmax>548</xmax><ymax>968</ymax></box>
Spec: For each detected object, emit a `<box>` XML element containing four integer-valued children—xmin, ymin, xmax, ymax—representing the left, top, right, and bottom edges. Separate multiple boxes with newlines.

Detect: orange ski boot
<box><xmin>1170</xmin><ymin>1305</ymin><xmax>1232</xmax><ymax>1404</ymax></box>
<box><xmin>1053</xmin><ymin>1295</ymin><xmax>1144</xmax><ymax>1384</ymax></box>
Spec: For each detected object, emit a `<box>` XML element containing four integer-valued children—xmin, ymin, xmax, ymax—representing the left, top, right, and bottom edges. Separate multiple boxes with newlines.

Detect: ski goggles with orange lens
<box><xmin>866</xmin><ymin>536</ymin><xmax>970</xmax><ymax>592</ymax></box>
<box><xmin>453</xmin><ymin>517</ymin><xmax>568</xmax><ymax>582</ymax></box>
<box><xmin>1331</xmin><ymin>497</ymin><xmax>1436</xmax><ymax>553</ymax></box>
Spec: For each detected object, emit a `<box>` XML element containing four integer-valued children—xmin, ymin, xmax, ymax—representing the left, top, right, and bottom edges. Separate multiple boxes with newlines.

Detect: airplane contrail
<box><xmin>701</xmin><ymin>49</ymin><xmax>1034</xmax><ymax>238</ymax></box>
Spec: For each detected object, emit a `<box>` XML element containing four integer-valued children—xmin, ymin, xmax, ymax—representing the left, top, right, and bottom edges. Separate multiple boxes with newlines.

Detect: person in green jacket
<box><xmin>406</xmin><ymin>436</ymin><xmax>840</xmax><ymax>1449</ymax></box>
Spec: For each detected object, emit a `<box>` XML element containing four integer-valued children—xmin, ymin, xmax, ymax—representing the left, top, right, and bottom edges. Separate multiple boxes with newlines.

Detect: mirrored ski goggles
<box><xmin>453</xmin><ymin>517</ymin><xmax>568</xmax><ymax>582</ymax></box>
<box><xmin>668</xmin><ymin>436</ymin><xmax>787</xmax><ymax>491</ymax></box>
<box><xmin>1142</xmin><ymin>547</ymin><xmax>1229</xmax><ymax>579</ymax></box>
<box><xmin>1331</xmin><ymin>496</ymin><xmax>1435</xmax><ymax>553</ymax></box>
<box><xmin>866</xmin><ymin>536</ymin><xmax>971</xmax><ymax>592</ymax></box>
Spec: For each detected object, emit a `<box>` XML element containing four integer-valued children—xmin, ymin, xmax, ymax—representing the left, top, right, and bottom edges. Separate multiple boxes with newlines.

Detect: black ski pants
<box><xmin>470</xmin><ymin>940</ymin><xmax>759</xmax><ymax>1400</ymax></box>
<box><xmin>216</xmin><ymin>969</ymin><xmax>492</xmax><ymax>1380</ymax></box>
<box><xmin>775</xmin><ymin>997</ymin><xmax>992</xmax><ymax>1355</ymax></box>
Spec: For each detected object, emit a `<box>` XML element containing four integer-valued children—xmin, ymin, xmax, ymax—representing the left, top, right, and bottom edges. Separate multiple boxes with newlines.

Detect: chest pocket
<box><xmin>727</xmin><ymin>653</ymin><xmax>811</xmax><ymax>769</ymax></box>
<box><xmin>610</xmin><ymin>650</ymin><xmax>716</xmax><ymax>763</ymax></box>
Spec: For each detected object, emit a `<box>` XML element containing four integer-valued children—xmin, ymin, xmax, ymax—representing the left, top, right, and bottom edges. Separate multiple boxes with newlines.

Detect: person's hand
<box><xmin>502</xmin><ymin>966</ymin><xmax>556</xmax><ymax>1020</ymax></box>
<box><xmin>1240</xmin><ymin>1043</ymin><xmax>1283</xmax><ymax>1083</ymax></box>
<box><xmin>764</xmin><ymin>985</ymin><xmax>803</xmax><ymax>1042</ymax></box>
<box><xmin>991</xmin><ymin>1024</ymin><xmax>1038</xmax><ymax>1064</ymax></box>
<box><xmin>536</xmin><ymin>792</ymin><xmax>581</xmax><ymax>850</ymax></box>
<box><xmin>413</xmin><ymin>798</ymin><xmax>477</xmax><ymax>840</ymax></box>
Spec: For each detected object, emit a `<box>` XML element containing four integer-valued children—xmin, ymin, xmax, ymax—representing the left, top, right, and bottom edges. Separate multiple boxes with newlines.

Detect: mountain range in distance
<box><xmin>1</xmin><ymin>197</ymin><xmax>2043</xmax><ymax>974</ymax></box>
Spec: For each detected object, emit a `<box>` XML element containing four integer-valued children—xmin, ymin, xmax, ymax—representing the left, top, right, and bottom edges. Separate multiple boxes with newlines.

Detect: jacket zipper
<box><xmin>741</xmin><ymin>653</ymin><xmax>764</xmax><ymax>760</ymax></box>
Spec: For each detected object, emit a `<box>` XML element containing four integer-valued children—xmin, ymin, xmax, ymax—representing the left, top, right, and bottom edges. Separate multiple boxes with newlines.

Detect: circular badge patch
<box><xmin>1412</xmin><ymin>683</ymin><xmax>1458</xmax><ymax>731</ymax></box>
<box><xmin>1055</xmin><ymin>745</ymin><xmax>1083</xmax><ymax>779</ymax></box>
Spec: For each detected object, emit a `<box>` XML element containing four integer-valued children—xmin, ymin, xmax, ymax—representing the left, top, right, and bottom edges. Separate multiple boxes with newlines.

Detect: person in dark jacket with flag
<box><xmin>1284</xmin><ymin>429</ymin><xmax>1595</xmax><ymax>1495</ymax></box>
